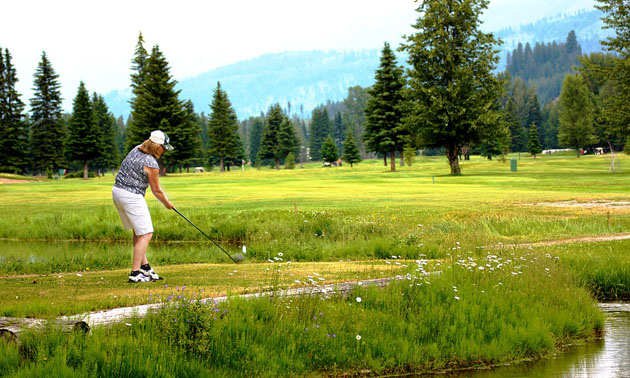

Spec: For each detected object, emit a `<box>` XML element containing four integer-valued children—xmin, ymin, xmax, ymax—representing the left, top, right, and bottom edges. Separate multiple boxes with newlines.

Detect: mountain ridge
<box><xmin>105</xmin><ymin>8</ymin><xmax>610</xmax><ymax>120</ymax></box>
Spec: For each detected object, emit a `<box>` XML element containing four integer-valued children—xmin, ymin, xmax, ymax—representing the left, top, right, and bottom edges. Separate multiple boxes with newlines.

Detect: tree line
<box><xmin>1</xmin><ymin>0</ymin><xmax>629</xmax><ymax>176</ymax></box>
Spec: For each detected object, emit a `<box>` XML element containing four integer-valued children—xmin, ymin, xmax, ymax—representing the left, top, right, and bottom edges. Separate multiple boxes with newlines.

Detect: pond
<box><xmin>455</xmin><ymin>302</ymin><xmax>630</xmax><ymax>378</ymax></box>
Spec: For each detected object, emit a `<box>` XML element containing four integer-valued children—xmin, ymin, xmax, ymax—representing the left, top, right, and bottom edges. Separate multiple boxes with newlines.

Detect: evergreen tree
<box><xmin>259</xmin><ymin>104</ymin><xmax>298</xmax><ymax>169</ymax></box>
<box><xmin>284</xmin><ymin>152</ymin><xmax>296</xmax><ymax>169</ymax></box>
<box><xmin>320</xmin><ymin>135</ymin><xmax>338</xmax><ymax>165</ymax></box>
<box><xmin>66</xmin><ymin>82</ymin><xmax>101</xmax><ymax>179</ymax></box>
<box><xmin>248</xmin><ymin>118</ymin><xmax>263</xmax><ymax>165</ymax></box>
<box><xmin>174</xmin><ymin>100</ymin><xmax>203</xmax><ymax>171</ymax></box>
<box><xmin>309</xmin><ymin>108</ymin><xmax>330</xmax><ymax>161</ymax></box>
<box><xmin>30</xmin><ymin>51</ymin><xmax>65</xmax><ymax>173</ymax></box>
<box><xmin>540</xmin><ymin>101</ymin><xmax>559</xmax><ymax>150</ymax></box>
<box><xmin>342</xmin><ymin>86</ymin><xmax>369</xmax><ymax>157</ymax></box>
<box><xmin>342</xmin><ymin>129</ymin><xmax>361</xmax><ymax>167</ymax></box>
<box><xmin>332</xmin><ymin>111</ymin><xmax>345</xmax><ymax>153</ymax></box>
<box><xmin>527</xmin><ymin>123</ymin><xmax>542</xmax><ymax>158</ymax></box>
<box><xmin>401</xmin><ymin>0</ymin><xmax>503</xmax><ymax>174</ymax></box>
<box><xmin>364</xmin><ymin>42</ymin><xmax>407</xmax><ymax>172</ymax></box>
<box><xmin>207</xmin><ymin>82</ymin><xmax>239</xmax><ymax>172</ymax></box>
<box><xmin>403</xmin><ymin>145</ymin><xmax>415</xmax><ymax>167</ymax></box>
<box><xmin>130</xmin><ymin>33</ymin><xmax>148</xmax><ymax>100</ymax></box>
<box><xmin>91</xmin><ymin>93</ymin><xmax>119</xmax><ymax>175</ymax></box>
<box><xmin>277</xmin><ymin>117</ymin><xmax>300</xmax><ymax>166</ymax></box>
<box><xmin>0</xmin><ymin>48</ymin><xmax>29</xmax><ymax>173</ymax></box>
<box><xmin>558</xmin><ymin>74</ymin><xmax>596</xmax><ymax>157</ymax></box>
<box><xmin>127</xmin><ymin>44</ymin><xmax>187</xmax><ymax>173</ymax></box>
<box><xmin>595</xmin><ymin>0</ymin><xmax>630</xmax><ymax>150</ymax></box>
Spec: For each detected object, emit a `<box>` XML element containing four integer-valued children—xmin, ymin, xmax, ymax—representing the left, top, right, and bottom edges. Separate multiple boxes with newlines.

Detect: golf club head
<box><xmin>231</xmin><ymin>253</ymin><xmax>246</xmax><ymax>263</ymax></box>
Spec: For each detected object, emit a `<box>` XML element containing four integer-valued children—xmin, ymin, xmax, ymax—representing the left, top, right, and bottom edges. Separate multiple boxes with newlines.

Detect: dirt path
<box><xmin>497</xmin><ymin>233</ymin><xmax>630</xmax><ymax>249</ymax></box>
<box><xmin>0</xmin><ymin>178</ymin><xmax>33</xmax><ymax>184</ymax></box>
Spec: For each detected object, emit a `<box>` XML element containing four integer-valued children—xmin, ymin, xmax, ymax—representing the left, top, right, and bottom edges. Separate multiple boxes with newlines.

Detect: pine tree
<box><xmin>558</xmin><ymin>74</ymin><xmax>596</xmax><ymax>157</ymax></box>
<box><xmin>364</xmin><ymin>42</ymin><xmax>408</xmax><ymax>172</ymax></box>
<box><xmin>402</xmin><ymin>0</ymin><xmax>503</xmax><ymax>174</ymax></box>
<box><xmin>342</xmin><ymin>129</ymin><xmax>361</xmax><ymax>167</ymax></box>
<box><xmin>91</xmin><ymin>93</ymin><xmax>119</xmax><ymax>175</ymax></box>
<box><xmin>30</xmin><ymin>51</ymin><xmax>65</xmax><ymax>173</ymax></box>
<box><xmin>277</xmin><ymin>117</ymin><xmax>300</xmax><ymax>166</ymax></box>
<box><xmin>320</xmin><ymin>135</ymin><xmax>338</xmax><ymax>165</ymax></box>
<box><xmin>207</xmin><ymin>82</ymin><xmax>239</xmax><ymax>172</ymax></box>
<box><xmin>126</xmin><ymin>44</ymin><xmax>186</xmax><ymax>173</ymax></box>
<box><xmin>403</xmin><ymin>145</ymin><xmax>415</xmax><ymax>167</ymax></box>
<box><xmin>259</xmin><ymin>104</ymin><xmax>298</xmax><ymax>169</ymax></box>
<box><xmin>527</xmin><ymin>123</ymin><xmax>542</xmax><ymax>158</ymax></box>
<box><xmin>175</xmin><ymin>100</ymin><xmax>203</xmax><ymax>171</ymax></box>
<box><xmin>66</xmin><ymin>82</ymin><xmax>101</xmax><ymax>179</ymax></box>
<box><xmin>284</xmin><ymin>152</ymin><xmax>296</xmax><ymax>169</ymax></box>
<box><xmin>342</xmin><ymin>86</ymin><xmax>369</xmax><ymax>157</ymax></box>
<box><xmin>248</xmin><ymin>118</ymin><xmax>263</xmax><ymax>165</ymax></box>
<box><xmin>309</xmin><ymin>108</ymin><xmax>330</xmax><ymax>161</ymax></box>
<box><xmin>595</xmin><ymin>0</ymin><xmax>630</xmax><ymax>150</ymax></box>
<box><xmin>0</xmin><ymin>48</ymin><xmax>29</xmax><ymax>173</ymax></box>
<box><xmin>332</xmin><ymin>111</ymin><xmax>345</xmax><ymax>153</ymax></box>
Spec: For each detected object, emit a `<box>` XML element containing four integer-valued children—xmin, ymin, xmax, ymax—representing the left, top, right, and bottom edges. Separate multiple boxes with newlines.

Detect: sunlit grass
<box><xmin>0</xmin><ymin>249</ymin><xmax>604</xmax><ymax>377</ymax></box>
<box><xmin>0</xmin><ymin>260</ymin><xmax>407</xmax><ymax>318</ymax></box>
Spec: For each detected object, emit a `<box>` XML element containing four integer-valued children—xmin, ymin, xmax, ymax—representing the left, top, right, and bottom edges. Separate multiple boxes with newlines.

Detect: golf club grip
<box><xmin>172</xmin><ymin>208</ymin><xmax>236</xmax><ymax>262</ymax></box>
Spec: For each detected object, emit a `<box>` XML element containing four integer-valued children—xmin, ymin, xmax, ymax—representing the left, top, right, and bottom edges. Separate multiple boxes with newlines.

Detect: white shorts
<box><xmin>112</xmin><ymin>186</ymin><xmax>154</xmax><ymax>236</ymax></box>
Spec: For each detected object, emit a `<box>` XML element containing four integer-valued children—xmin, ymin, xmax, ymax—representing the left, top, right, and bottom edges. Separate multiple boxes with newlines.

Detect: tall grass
<box><xmin>0</xmin><ymin>250</ymin><xmax>604</xmax><ymax>377</ymax></box>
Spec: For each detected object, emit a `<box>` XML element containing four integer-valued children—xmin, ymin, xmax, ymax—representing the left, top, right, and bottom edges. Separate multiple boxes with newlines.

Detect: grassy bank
<box><xmin>1</xmin><ymin>251</ymin><xmax>604</xmax><ymax>377</ymax></box>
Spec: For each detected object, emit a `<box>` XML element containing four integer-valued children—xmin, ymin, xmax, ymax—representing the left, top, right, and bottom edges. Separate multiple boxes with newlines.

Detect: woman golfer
<box><xmin>113</xmin><ymin>130</ymin><xmax>174</xmax><ymax>283</ymax></box>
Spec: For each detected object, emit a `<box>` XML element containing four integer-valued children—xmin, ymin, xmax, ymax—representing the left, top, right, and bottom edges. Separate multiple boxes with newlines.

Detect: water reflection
<box><xmin>453</xmin><ymin>302</ymin><xmax>630</xmax><ymax>378</ymax></box>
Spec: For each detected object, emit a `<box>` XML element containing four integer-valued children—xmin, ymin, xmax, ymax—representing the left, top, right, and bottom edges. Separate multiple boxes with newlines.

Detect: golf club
<box><xmin>173</xmin><ymin>208</ymin><xmax>245</xmax><ymax>263</ymax></box>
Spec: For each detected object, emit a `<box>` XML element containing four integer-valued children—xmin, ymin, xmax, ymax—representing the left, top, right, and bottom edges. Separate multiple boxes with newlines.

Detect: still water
<box><xmin>454</xmin><ymin>302</ymin><xmax>630</xmax><ymax>378</ymax></box>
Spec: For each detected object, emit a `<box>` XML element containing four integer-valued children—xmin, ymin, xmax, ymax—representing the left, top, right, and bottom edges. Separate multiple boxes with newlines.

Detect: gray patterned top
<box><xmin>114</xmin><ymin>146</ymin><xmax>159</xmax><ymax>196</ymax></box>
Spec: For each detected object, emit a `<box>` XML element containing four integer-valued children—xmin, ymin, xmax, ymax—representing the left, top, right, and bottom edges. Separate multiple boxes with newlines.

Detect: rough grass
<box><xmin>0</xmin><ymin>251</ymin><xmax>604</xmax><ymax>377</ymax></box>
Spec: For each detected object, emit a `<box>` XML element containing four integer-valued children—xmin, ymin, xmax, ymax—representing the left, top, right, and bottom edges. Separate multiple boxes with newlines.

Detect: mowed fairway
<box><xmin>1</xmin><ymin>153</ymin><xmax>629</xmax><ymax>318</ymax></box>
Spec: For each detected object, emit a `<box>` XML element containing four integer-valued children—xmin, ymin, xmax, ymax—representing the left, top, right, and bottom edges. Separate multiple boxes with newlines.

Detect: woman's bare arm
<box><xmin>145</xmin><ymin>166</ymin><xmax>175</xmax><ymax>209</ymax></box>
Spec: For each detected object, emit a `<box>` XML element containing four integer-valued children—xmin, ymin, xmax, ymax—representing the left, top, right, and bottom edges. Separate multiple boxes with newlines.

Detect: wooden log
<box><xmin>15</xmin><ymin>274</ymin><xmax>439</xmax><ymax>334</ymax></box>
<box><xmin>0</xmin><ymin>317</ymin><xmax>89</xmax><ymax>342</ymax></box>
<box><xmin>61</xmin><ymin>277</ymin><xmax>408</xmax><ymax>328</ymax></box>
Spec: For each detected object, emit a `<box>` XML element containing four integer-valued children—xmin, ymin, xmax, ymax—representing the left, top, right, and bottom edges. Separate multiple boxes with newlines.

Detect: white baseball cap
<box><xmin>149</xmin><ymin>130</ymin><xmax>174</xmax><ymax>151</ymax></box>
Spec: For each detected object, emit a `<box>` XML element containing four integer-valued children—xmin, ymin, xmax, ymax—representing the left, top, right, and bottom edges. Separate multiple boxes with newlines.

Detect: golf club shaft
<box><xmin>172</xmin><ymin>208</ymin><xmax>237</xmax><ymax>263</ymax></box>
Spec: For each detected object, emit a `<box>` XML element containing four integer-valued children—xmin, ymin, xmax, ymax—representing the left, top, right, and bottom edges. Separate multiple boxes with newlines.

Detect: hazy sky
<box><xmin>1</xmin><ymin>0</ymin><xmax>596</xmax><ymax>112</ymax></box>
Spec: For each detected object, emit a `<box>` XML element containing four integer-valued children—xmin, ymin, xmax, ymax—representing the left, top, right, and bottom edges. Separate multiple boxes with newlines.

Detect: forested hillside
<box><xmin>104</xmin><ymin>9</ymin><xmax>610</xmax><ymax>120</ymax></box>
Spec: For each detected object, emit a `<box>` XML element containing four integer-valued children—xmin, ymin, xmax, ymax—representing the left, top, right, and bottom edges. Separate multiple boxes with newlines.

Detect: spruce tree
<box><xmin>527</xmin><ymin>123</ymin><xmax>542</xmax><ymax>158</ymax></box>
<box><xmin>402</xmin><ymin>0</ymin><xmax>503</xmax><ymax>175</ymax></box>
<box><xmin>342</xmin><ymin>129</ymin><xmax>361</xmax><ymax>167</ymax></box>
<box><xmin>364</xmin><ymin>42</ymin><xmax>407</xmax><ymax>172</ymax></box>
<box><xmin>558</xmin><ymin>74</ymin><xmax>596</xmax><ymax>157</ymax></box>
<box><xmin>248</xmin><ymin>118</ymin><xmax>263</xmax><ymax>165</ymax></box>
<box><xmin>0</xmin><ymin>48</ymin><xmax>29</xmax><ymax>173</ymax></box>
<box><xmin>342</xmin><ymin>86</ymin><xmax>369</xmax><ymax>157</ymax></box>
<box><xmin>175</xmin><ymin>100</ymin><xmax>203</xmax><ymax>171</ymax></box>
<box><xmin>595</xmin><ymin>0</ymin><xmax>630</xmax><ymax>149</ymax></box>
<box><xmin>30</xmin><ymin>51</ymin><xmax>65</xmax><ymax>174</ymax></box>
<box><xmin>309</xmin><ymin>108</ymin><xmax>330</xmax><ymax>161</ymax></box>
<box><xmin>66</xmin><ymin>82</ymin><xmax>101</xmax><ymax>179</ymax></box>
<box><xmin>320</xmin><ymin>135</ymin><xmax>338</xmax><ymax>165</ymax></box>
<box><xmin>332</xmin><ymin>111</ymin><xmax>345</xmax><ymax>153</ymax></box>
<box><xmin>92</xmin><ymin>93</ymin><xmax>119</xmax><ymax>174</ymax></box>
<box><xmin>126</xmin><ymin>44</ymin><xmax>186</xmax><ymax>173</ymax></box>
<box><xmin>259</xmin><ymin>104</ymin><xmax>298</xmax><ymax>169</ymax></box>
<box><xmin>277</xmin><ymin>117</ymin><xmax>300</xmax><ymax>166</ymax></box>
<box><xmin>207</xmin><ymin>82</ymin><xmax>239</xmax><ymax>172</ymax></box>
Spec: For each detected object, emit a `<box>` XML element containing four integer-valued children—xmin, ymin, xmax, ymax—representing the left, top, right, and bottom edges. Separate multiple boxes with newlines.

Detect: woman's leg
<box><xmin>132</xmin><ymin>231</ymin><xmax>153</xmax><ymax>271</ymax></box>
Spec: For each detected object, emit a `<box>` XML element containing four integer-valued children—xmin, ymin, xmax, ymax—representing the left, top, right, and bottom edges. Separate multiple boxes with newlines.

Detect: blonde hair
<box><xmin>138</xmin><ymin>139</ymin><xmax>163</xmax><ymax>159</ymax></box>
